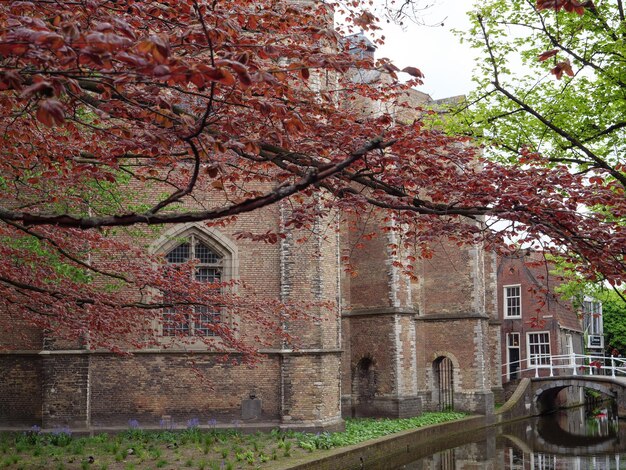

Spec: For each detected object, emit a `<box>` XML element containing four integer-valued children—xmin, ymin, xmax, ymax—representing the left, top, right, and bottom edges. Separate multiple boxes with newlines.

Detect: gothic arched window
<box><xmin>163</xmin><ymin>234</ymin><xmax>224</xmax><ymax>337</ymax></box>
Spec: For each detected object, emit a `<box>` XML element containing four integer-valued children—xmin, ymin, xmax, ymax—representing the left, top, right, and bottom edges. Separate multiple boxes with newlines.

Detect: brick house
<box><xmin>0</xmin><ymin>33</ymin><xmax>502</xmax><ymax>431</ymax></box>
<box><xmin>498</xmin><ymin>252</ymin><xmax>584</xmax><ymax>384</ymax></box>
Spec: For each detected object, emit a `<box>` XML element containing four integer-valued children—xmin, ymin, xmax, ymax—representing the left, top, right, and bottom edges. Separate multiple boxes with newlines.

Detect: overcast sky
<box><xmin>375</xmin><ymin>0</ymin><xmax>476</xmax><ymax>100</ymax></box>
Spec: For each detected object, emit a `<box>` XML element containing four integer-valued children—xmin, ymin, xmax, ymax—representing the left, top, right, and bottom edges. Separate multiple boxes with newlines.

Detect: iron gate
<box><xmin>436</xmin><ymin>356</ymin><xmax>454</xmax><ymax>411</ymax></box>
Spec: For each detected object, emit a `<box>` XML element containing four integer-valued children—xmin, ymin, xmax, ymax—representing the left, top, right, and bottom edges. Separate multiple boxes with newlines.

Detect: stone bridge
<box><xmin>501</xmin><ymin>429</ymin><xmax>624</xmax><ymax>457</ymax></box>
<box><xmin>496</xmin><ymin>376</ymin><xmax>626</xmax><ymax>423</ymax></box>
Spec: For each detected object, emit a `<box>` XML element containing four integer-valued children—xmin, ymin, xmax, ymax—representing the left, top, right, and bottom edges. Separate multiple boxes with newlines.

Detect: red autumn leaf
<box><xmin>236</xmin><ymin>70</ymin><xmax>253</xmax><ymax>88</ymax></box>
<box><xmin>149</xmin><ymin>35</ymin><xmax>170</xmax><ymax>63</ymax></box>
<box><xmin>550</xmin><ymin>59</ymin><xmax>574</xmax><ymax>79</ymax></box>
<box><xmin>354</xmin><ymin>11</ymin><xmax>377</xmax><ymax>29</ymax></box>
<box><xmin>237</xmin><ymin>52</ymin><xmax>249</xmax><ymax>65</ymax></box>
<box><xmin>401</xmin><ymin>66</ymin><xmax>424</xmax><ymax>78</ymax></box>
<box><xmin>378</xmin><ymin>61</ymin><xmax>399</xmax><ymax>79</ymax></box>
<box><xmin>0</xmin><ymin>43</ymin><xmax>29</xmax><ymax>55</ymax></box>
<box><xmin>21</xmin><ymin>80</ymin><xmax>55</xmax><ymax>98</ymax></box>
<box><xmin>205</xmin><ymin>166</ymin><xmax>220</xmax><ymax>178</ymax></box>
<box><xmin>190</xmin><ymin>72</ymin><xmax>205</xmax><ymax>89</ymax></box>
<box><xmin>538</xmin><ymin>49</ymin><xmax>559</xmax><ymax>62</ymax></box>
<box><xmin>205</xmin><ymin>68</ymin><xmax>236</xmax><ymax>86</ymax></box>
<box><xmin>35</xmin><ymin>99</ymin><xmax>65</xmax><ymax>127</ymax></box>
<box><xmin>35</xmin><ymin>32</ymin><xmax>65</xmax><ymax>50</ymax></box>
<box><xmin>263</xmin><ymin>45</ymin><xmax>280</xmax><ymax>57</ymax></box>
<box><xmin>589</xmin><ymin>176</ymin><xmax>604</xmax><ymax>185</ymax></box>
<box><xmin>135</xmin><ymin>39</ymin><xmax>154</xmax><ymax>55</ymax></box>
<box><xmin>0</xmin><ymin>70</ymin><xmax>23</xmax><ymax>91</ymax></box>
<box><xmin>152</xmin><ymin>65</ymin><xmax>171</xmax><ymax>78</ymax></box>
<box><xmin>112</xmin><ymin>18</ymin><xmax>137</xmax><ymax>40</ymax></box>
<box><xmin>136</xmin><ymin>35</ymin><xmax>170</xmax><ymax>63</ymax></box>
<box><xmin>536</xmin><ymin>0</ymin><xmax>592</xmax><ymax>14</ymax></box>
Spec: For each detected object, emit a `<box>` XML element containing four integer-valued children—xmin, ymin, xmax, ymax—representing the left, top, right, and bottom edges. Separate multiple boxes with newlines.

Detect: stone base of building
<box><xmin>417</xmin><ymin>390</ymin><xmax>494</xmax><ymax>415</ymax></box>
<box><xmin>456</xmin><ymin>391</ymin><xmax>494</xmax><ymax>415</ymax></box>
<box><xmin>279</xmin><ymin>416</ymin><xmax>345</xmax><ymax>433</ymax></box>
<box><xmin>0</xmin><ymin>351</ymin><xmax>344</xmax><ymax>432</ymax></box>
<box><xmin>342</xmin><ymin>396</ymin><xmax>422</xmax><ymax>419</ymax></box>
<box><xmin>491</xmin><ymin>386</ymin><xmax>505</xmax><ymax>405</ymax></box>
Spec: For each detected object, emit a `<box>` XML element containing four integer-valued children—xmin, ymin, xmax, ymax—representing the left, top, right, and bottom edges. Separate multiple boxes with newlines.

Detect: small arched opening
<box><xmin>433</xmin><ymin>356</ymin><xmax>454</xmax><ymax>411</ymax></box>
<box><xmin>352</xmin><ymin>355</ymin><xmax>377</xmax><ymax>417</ymax></box>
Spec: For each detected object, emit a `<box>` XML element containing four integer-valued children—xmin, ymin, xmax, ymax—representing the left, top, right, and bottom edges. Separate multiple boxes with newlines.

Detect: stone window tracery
<box><xmin>162</xmin><ymin>234</ymin><xmax>225</xmax><ymax>337</ymax></box>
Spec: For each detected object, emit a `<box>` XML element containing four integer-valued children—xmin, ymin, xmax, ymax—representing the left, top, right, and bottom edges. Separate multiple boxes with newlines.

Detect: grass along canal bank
<box><xmin>0</xmin><ymin>412</ymin><xmax>467</xmax><ymax>469</ymax></box>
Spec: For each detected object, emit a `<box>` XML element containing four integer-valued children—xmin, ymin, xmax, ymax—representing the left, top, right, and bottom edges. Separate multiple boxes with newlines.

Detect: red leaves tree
<box><xmin>0</xmin><ymin>0</ymin><xmax>623</xmax><ymax>358</ymax></box>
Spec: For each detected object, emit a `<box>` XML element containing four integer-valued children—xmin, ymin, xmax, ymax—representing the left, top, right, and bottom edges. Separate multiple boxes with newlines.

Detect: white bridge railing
<box><xmin>502</xmin><ymin>353</ymin><xmax>626</xmax><ymax>379</ymax></box>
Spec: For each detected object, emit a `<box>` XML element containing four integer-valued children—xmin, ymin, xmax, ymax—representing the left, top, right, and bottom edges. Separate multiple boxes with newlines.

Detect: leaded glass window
<box><xmin>163</xmin><ymin>235</ymin><xmax>223</xmax><ymax>337</ymax></box>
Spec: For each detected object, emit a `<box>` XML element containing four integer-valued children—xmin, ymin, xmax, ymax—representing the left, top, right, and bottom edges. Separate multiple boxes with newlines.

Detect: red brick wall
<box><xmin>90</xmin><ymin>353</ymin><xmax>281</xmax><ymax>426</ymax></box>
<box><xmin>41</xmin><ymin>354</ymin><xmax>89</xmax><ymax>428</ymax></box>
<box><xmin>0</xmin><ymin>355</ymin><xmax>42</xmax><ymax>426</ymax></box>
<box><xmin>498</xmin><ymin>254</ymin><xmax>582</xmax><ymax>382</ymax></box>
<box><xmin>0</xmin><ymin>309</ymin><xmax>42</xmax><ymax>350</ymax></box>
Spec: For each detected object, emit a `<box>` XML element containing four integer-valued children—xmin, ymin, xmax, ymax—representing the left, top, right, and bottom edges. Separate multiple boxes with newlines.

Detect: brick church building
<box><xmin>0</xmin><ymin>185</ymin><xmax>501</xmax><ymax>432</ymax></box>
<box><xmin>0</xmin><ymin>16</ymin><xmax>502</xmax><ymax>431</ymax></box>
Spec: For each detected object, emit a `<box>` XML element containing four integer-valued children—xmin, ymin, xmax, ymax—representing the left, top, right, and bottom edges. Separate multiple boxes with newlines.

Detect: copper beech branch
<box><xmin>0</xmin><ymin>137</ymin><xmax>396</xmax><ymax>229</ymax></box>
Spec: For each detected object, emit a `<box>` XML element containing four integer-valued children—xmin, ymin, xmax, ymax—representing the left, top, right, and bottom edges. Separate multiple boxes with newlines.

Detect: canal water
<box><xmin>394</xmin><ymin>403</ymin><xmax>625</xmax><ymax>469</ymax></box>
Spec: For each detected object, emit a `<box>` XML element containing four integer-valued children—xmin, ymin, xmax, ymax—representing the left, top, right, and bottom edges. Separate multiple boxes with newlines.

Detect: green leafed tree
<box><xmin>452</xmin><ymin>0</ymin><xmax>626</xmax><ymax>287</ymax></box>
<box><xmin>599</xmin><ymin>290</ymin><xmax>626</xmax><ymax>354</ymax></box>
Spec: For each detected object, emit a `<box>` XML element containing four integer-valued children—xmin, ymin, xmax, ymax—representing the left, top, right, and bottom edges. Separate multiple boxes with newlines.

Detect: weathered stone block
<box><xmin>241</xmin><ymin>398</ymin><xmax>262</xmax><ymax>420</ymax></box>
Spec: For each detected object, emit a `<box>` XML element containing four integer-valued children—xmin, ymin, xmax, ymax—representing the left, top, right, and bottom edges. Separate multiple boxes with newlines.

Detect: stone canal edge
<box><xmin>274</xmin><ymin>415</ymin><xmax>491</xmax><ymax>470</ymax></box>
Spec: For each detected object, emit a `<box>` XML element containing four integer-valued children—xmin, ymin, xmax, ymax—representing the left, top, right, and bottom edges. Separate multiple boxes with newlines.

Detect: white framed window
<box><xmin>582</xmin><ymin>298</ymin><xmax>603</xmax><ymax>335</ymax></box>
<box><xmin>528</xmin><ymin>332</ymin><xmax>551</xmax><ymax>366</ymax></box>
<box><xmin>162</xmin><ymin>234</ymin><xmax>225</xmax><ymax>337</ymax></box>
<box><xmin>565</xmin><ymin>333</ymin><xmax>573</xmax><ymax>356</ymax></box>
<box><xmin>508</xmin><ymin>332</ymin><xmax>520</xmax><ymax>348</ymax></box>
<box><xmin>504</xmin><ymin>285</ymin><xmax>522</xmax><ymax>318</ymax></box>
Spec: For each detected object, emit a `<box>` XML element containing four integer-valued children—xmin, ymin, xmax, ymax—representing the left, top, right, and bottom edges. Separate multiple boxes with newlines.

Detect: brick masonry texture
<box><xmin>342</xmin><ymin>212</ymin><xmax>498</xmax><ymax>418</ymax></box>
<box><xmin>0</xmin><ymin>206</ymin><xmax>500</xmax><ymax>429</ymax></box>
<box><xmin>0</xmin><ymin>356</ymin><xmax>42</xmax><ymax>426</ymax></box>
<box><xmin>0</xmin><ymin>85</ymin><xmax>500</xmax><ymax>431</ymax></box>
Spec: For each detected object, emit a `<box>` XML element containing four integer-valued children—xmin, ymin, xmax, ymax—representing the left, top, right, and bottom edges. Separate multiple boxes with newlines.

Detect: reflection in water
<box><xmin>395</xmin><ymin>403</ymin><xmax>626</xmax><ymax>469</ymax></box>
<box><xmin>503</xmin><ymin>447</ymin><xmax>621</xmax><ymax>470</ymax></box>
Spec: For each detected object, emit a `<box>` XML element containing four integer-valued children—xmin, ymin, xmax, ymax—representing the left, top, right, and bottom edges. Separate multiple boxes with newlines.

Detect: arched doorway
<box><xmin>434</xmin><ymin>356</ymin><xmax>454</xmax><ymax>411</ymax></box>
<box><xmin>352</xmin><ymin>356</ymin><xmax>377</xmax><ymax>417</ymax></box>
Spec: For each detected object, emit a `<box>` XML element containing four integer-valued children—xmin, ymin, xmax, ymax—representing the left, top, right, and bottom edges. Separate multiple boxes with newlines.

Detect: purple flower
<box><xmin>160</xmin><ymin>418</ymin><xmax>175</xmax><ymax>430</ymax></box>
<box><xmin>51</xmin><ymin>426</ymin><xmax>72</xmax><ymax>436</ymax></box>
<box><xmin>187</xmin><ymin>417</ymin><xmax>200</xmax><ymax>429</ymax></box>
<box><xmin>128</xmin><ymin>419</ymin><xmax>140</xmax><ymax>430</ymax></box>
<box><xmin>208</xmin><ymin>418</ymin><xmax>217</xmax><ymax>428</ymax></box>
